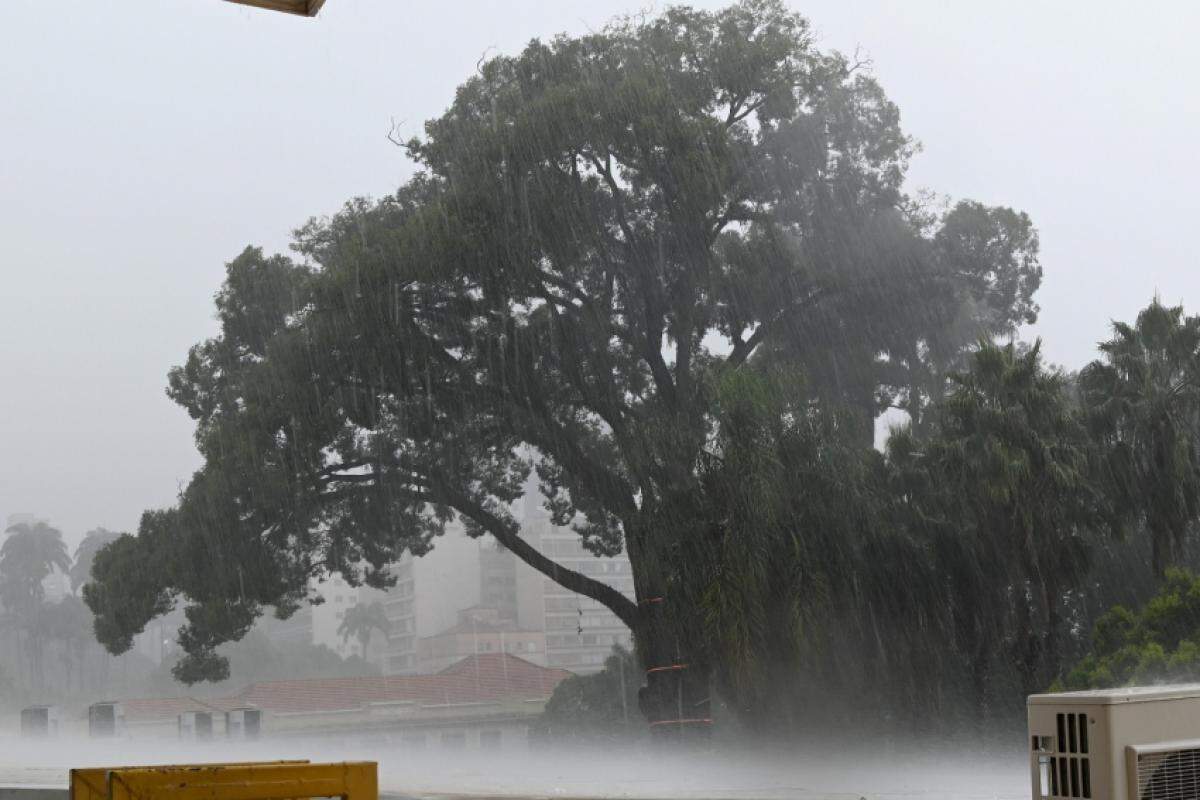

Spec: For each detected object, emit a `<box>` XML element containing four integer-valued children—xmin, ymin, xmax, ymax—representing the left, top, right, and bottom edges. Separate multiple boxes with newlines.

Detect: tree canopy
<box><xmin>0</xmin><ymin>521</ymin><xmax>70</xmax><ymax>615</ymax></box>
<box><xmin>86</xmin><ymin>0</ymin><xmax>1044</xmax><ymax>729</ymax></box>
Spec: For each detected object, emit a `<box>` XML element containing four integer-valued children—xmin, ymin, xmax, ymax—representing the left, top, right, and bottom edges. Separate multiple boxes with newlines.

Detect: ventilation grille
<box><xmin>1037</xmin><ymin>713</ymin><xmax>1091</xmax><ymax>798</ymax></box>
<box><xmin>1138</xmin><ymin>748</ymin><xmax>1200</xmax><ymax>800</ymax></box>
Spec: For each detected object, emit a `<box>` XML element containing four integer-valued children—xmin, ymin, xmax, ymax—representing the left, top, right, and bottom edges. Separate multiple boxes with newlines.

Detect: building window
<box><xmin>441</xmin><ymin>732</ymin><xmax>466</xmax><ymax>750</ymax></box>
<box><xmin>402</xmin><ymin>733</ymin><xmax>426</xmax><ymax>750</ymax></box>
<box><xmin>480</xmin><ymin>730</ymin><xmax>502</xmax><ymax>750</ymax></box>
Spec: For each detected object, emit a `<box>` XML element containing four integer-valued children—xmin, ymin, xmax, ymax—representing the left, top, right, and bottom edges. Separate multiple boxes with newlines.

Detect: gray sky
<box><xmin>2</xmin><ymin>1</ymin><xmax>1199</xmax><ymax>543</ymax></box>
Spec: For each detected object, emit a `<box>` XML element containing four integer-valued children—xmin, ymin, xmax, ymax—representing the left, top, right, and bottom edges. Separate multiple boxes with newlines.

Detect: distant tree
<box><xmin>70</xmin><ymin>528</ymin><xmax>123</xmax><ymax>594</ymax></box>
<box><xmin>145</xmin><ymin>628</ymin><xmax>378</xmax><ymax>694</ymax></box>
<box><xmin>535</xmin><ymin>645</ymin><xmax>642</xmax><ymax>744</ymax></box>
<box><xmin>42</xmin><ymin>596</ymin><xmax>95</xmax><ymax>693</ymax></box>
<box><xmin>86</xmin><ymin>0</ymin><xmax>1041</xmax><ymax>731</ymax></box>
<box><xmin>336</xmin><ymin>601</ymin><xmax>390</xmax><ymax>658</ymax></box>
<box><xmin>0</xmin><ymin>521</ymin><xmax>71</xmax><ymax>690</ymax></box>
<box><xmin>0</xmin><ymin>661</ymin><xmax>18</xmax><ymax>711</ymax></box>
<box><xmin>1080</xmin><ymin>299</ymin><xmax>1200</xmax><ymax>578</ymax></box>
<box><xmin>0</xmin><ymin>522</ymin><xmax>70</xmax><ymax>612</ymax></box>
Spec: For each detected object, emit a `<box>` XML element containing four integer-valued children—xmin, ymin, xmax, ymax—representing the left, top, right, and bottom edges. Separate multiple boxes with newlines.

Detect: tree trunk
<box><xmin>634</xmin><ymin>598</ymin><xmax>712</xmax><ymax>744</ymax></box>
<box><xmin>1042</xmin><ymin>575</ymin><xmax>1061</xmax><ymax>684</ymax></box>
<box><xmin>625</xmin><ymin>522</ymin><xmax>712</xmax><ymax>743</ymax></box>
<box><xmin>1013</xmin><ymin>582</ymin><xmax>1039</xmax><ymax>698</ymax></box>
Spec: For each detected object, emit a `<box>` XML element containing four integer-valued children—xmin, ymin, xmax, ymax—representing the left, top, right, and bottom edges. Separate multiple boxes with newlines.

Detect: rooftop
<box><xmin>1028</xmin><ymin>684</ymin><xmax>1200</xmax><ymax>706</ymax></box>
<box><xmin>123</xmin><ymin>653</ymin><xmax>571</xmax><ymax>721</ymax></box>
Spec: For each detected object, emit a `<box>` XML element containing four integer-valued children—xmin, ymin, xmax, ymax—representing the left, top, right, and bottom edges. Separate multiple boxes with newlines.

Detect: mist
<box><xmin>0</xmin><ymin>734</ymin><xmax>1027</xmax><ymax>800</ymax></box>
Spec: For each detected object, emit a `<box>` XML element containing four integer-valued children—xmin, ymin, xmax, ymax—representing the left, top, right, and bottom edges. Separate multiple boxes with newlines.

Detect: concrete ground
<box><xmin>0</xmin><ymin>736</ymin><xmax>1028</xmax><ymax>800</ymax></box>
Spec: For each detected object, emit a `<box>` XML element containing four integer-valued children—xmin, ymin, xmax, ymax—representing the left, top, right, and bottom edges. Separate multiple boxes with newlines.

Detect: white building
<box><xmin>511</xmin><ymin>491</ymin><xmax>635</xmax><ymax>673</ymax></box>
<box><xmin>360</xmin><ymin>486</ymin><xmax>634</xmax><ymax>676</ymax></box>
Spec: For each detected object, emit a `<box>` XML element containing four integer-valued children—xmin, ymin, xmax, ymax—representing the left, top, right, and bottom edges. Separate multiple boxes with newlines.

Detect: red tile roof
<box><xmin>122</xmin><ymin>653</ymin><xmax>571</xmax><ymax>720</ymax></box>
<box><xmin>123</xmin><ymin>696</ymin><xmax>232</xmax><ymax>722</ymax></box>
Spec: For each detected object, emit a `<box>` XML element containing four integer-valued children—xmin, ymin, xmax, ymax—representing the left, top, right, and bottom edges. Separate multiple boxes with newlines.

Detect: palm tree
<box><xmin>0</xmin><ymin>522</ymin><xmax>71</xmax><ymax>611</ymax></box>
<box><xmin>921</xmin><ymin>340</ymin><xmax>1101</xmax><ymax>696</ymax></box>
<box><xmin>336</xmin><ymin>601</ymin><xmax>390</xmax><ymax>659</ymax></box>
<box><xmin>0</xmin><ymin>521</ymin><xmax>72</xmax><ymax>690</ymax></box>
<box><xmin>70</xmin><ymin>528</ymin><xmax>124</xmax><ymax>594</ymax></box>
<box><xmin>1079</xmin><ymin>299</ymin><xmax>1200</xmax><ymax>578</ymax></box>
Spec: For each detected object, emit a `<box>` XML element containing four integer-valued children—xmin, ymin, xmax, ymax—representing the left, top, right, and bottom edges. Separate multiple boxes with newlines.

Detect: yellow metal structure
<box><xmin>70</xmin><ymin>762</ymin><xmax>308</xmax><ymax>800</ymax></box>
<box><xmin>223</xmin><ymin>0</ymin><xmax>327</xmax><ymax>16</ymax></box>
<box><xmin>70</xmin><ymin>761</ymin><xmax>376</xmax><ymax>800</ymax></box>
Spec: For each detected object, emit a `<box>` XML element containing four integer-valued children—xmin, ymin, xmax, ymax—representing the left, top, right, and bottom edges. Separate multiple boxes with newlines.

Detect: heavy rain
<box><xmin>3</xmin><ymin>2</ymin><xmax>1200</xmax><ymax>800</ymax></box>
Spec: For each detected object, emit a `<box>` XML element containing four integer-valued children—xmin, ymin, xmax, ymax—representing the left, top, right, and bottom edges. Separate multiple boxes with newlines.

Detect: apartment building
<box><xmin>278</xmin><ymin>483</ymin><xmax>636</xmax><ymax>676</ymax></box>
<box><xmin>511</xmin><ymin>493</ymin><xmax>635</xmax><ymax>673</ymax></box>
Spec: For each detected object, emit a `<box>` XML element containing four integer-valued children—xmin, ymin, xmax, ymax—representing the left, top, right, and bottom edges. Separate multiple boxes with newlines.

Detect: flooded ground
<box><xmin>0</xmin><ymin>734</ymin><xmax>1027</xmax><ymax>800</ymax></box>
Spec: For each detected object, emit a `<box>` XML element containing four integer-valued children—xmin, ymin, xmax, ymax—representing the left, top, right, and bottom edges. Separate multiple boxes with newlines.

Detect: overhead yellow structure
<box><xmin>70</xmin><ymin>762</ymin><xmax>377</xmax><ymax>800</ymax></box>
<box><xmin>224</xmin><ymin>0</ymin><xmax>327</xmax><ymax>16</ymax></box>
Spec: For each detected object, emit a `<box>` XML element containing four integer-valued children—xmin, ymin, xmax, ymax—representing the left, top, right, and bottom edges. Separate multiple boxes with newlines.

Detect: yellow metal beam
<box><xmin>223</xmin><ymin>0</ymin><xmax>326</xmax><ymax>17</ymax></box>
<box><xmin>104</xmin><ymin>762</ymin><xmax>376</xmax><ymax>800</ymax></box>
<box><xmin>70</xmin><ymin>762</ymin><xmax>310</xmax><ymax>800</ymax></box>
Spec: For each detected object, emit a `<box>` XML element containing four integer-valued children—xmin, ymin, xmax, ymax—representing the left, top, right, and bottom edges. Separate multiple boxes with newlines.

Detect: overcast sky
<box><xmin>2</xmin><ymin>0</ymin><xmax>1198</xmax><ymax>543</ymax></box>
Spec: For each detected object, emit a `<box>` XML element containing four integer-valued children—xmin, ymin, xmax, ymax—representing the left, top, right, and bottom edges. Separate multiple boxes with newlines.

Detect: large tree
<box><xmin>87</xmin><ymin>0</ymin><xmax>1040</xmax><ymax>731</ymax></box>
<box><xmin>1080</xmin><ymin>298</ymin><xmax>1200</xmax><ymax>578</ymax></box>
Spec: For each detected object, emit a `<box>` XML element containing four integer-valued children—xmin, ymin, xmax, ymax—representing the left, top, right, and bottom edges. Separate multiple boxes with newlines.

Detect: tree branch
<box><xmin>723</xmin><ymin>286</ymin><xmax>833</xmax><ymax>370</ymax></box>
<box><xmin>436</xmin><ymin>484</ymin><xmax>641</xmax><ymax>630</ymax></box>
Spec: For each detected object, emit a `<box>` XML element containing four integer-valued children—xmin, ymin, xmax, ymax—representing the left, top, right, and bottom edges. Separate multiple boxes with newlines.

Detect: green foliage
<box><xmin>85</xmin><ymin>526</ymin><xmax>174</xmax><ymax>654</ymax></box>
<box><xmin>534</xmin><ymin>645</ymin><xmax>642</xmax><ymax>743</ymax></box>
<box><xmin>1064</xmin><ymin>569</ymin><xmax>1200</xmax><ymax>688</ymax></box>
<box><xmin>675</xmin><ymin>366</ymin><xmax>896</xmax><ymax>722</ymax></box>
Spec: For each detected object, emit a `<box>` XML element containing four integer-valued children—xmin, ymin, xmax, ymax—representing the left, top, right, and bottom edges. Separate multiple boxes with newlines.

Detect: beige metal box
<box><xmin>1029</xmin><ymin>685</ymin><xmax>1200</xmax><ymax>800</ymax></box>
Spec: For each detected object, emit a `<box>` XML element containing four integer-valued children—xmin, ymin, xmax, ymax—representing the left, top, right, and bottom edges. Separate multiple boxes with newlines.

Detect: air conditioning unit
<box><xmin>19</xmin><ymin>705</ymin><xmax>60</xmax><ymax>737</ymax></box>
<box><xmin>1029</xmin><ymin>684</ymin><xmax>1200</xmax><ymax>800</ymax></box>
<box><xmin>178</xmin><ymin>711</ymin><xmax>214</xmax><ymax>741</ymax></box>
<box><xmin>87</xmin><ymin>701</ymin><xmax>125</xmax><ymax>738</ymax></box>
<box><xmin>225</xmin><ymin>707</ymin><xmax>262</xmax><ymax>740</ymax></box>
